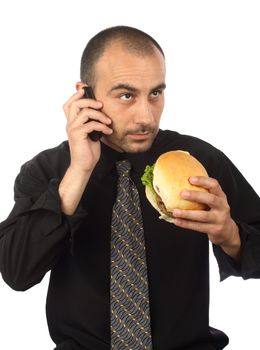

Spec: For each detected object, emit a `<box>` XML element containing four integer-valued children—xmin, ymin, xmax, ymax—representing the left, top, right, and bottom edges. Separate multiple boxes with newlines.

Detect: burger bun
<box><xmin>148</xmin><ymin>150</ymin><xmax>208</xmax><ymax>221</ymax></box>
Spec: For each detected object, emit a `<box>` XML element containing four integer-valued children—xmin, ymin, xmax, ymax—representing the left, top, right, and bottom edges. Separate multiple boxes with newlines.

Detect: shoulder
<box><xmin>156</xmin><ymin>129</ymin><xmax>224</xmax><ymax>162</ymax></box>
<box><xmin>20</xmin><ymin>141</ymin><xmax>70</xmax><ymax>182</ymax></box>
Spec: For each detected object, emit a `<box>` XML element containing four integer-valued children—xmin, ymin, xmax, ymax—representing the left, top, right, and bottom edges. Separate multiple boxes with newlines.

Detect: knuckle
<box><xmin>208</xmin><ymin>194</ymin><xmax>217</xmax><ymax>206</ymax></box>
<box><xmin>212</xmin><ymin>178</ymin><xmax>219</xmax><ymax>188</ymax></box>
<box><xmin>225</xmin><ymin>203</ymin><xmax>230</xmax><ymax>214</ymax></box>
<box><xmin>221</xmin><ymin>198</ymin><xmax>230</xmax><ymax>214</ymax></box>
<box><xmin>200</xmin><ymin>211</ymin><xmax>209</xmax><ymax>222</ymax></box>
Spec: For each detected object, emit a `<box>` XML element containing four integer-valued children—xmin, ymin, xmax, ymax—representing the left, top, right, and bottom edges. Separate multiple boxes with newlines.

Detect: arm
<box><xmin>0</xmin><ymin>165</ymin><xmax>70</xmax><ymax>291</ymax></box>
<box><xmin>0</xmin><ymin>87</ymin><xmax>112</xmax><ymax>291</ymax></box>
<box><xmin>59</xmin><ymin>87</ymin><xmax>112</xmax><ymax>215</ymax></box>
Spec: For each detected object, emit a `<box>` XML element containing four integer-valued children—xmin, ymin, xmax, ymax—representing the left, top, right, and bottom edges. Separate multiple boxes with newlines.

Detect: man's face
<box><xmin>93</xmin><ymin>42</ymin><xmax>166</xmax><ymax>153</ymax></box>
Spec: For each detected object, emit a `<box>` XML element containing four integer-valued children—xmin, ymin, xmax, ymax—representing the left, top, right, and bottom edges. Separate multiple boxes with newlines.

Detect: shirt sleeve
<box><xmin>0</xmin><ymin>159</ymin><xmax>87</xmax><ymax>291</ymax></box>
<box><xmin>211</xmin><ymin>151</ymin><xmax>260</xmax><ymax>281</ymax></box>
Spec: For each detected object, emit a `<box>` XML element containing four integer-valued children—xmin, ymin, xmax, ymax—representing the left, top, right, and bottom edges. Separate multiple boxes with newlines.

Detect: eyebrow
<box><xmin>109</xmin><ymin>82</ymin><xmax>166</xmax><ymax>94</ymax></box>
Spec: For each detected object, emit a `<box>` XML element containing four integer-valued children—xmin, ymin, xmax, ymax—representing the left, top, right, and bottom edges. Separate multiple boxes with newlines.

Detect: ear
<box><xmin>75</xmin><ymin>81</ymin><xmax>87</xmax><ymax>91</ymax></box>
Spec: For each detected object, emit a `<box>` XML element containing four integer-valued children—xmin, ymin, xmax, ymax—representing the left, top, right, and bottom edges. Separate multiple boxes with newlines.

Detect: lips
<box><xmin>128</xmin><ymin>132</ymin><xmax>151</xmax><ymax>140</ymax></box>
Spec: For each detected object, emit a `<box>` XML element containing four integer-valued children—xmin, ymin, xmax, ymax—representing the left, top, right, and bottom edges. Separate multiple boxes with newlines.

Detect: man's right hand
<box><xmin>63</xmin><ymin>88</ymin><xmax>113</xmax><ymax>173</ymax></box>
<box><xmin>59</xmin><ymin>89</ymin><xmax>113</xmax><ymax>215</ymax></box>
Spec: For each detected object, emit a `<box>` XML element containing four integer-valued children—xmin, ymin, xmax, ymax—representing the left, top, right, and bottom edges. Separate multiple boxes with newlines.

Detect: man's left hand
<box><xmin>172</xmin><ymin>176</ymin><xmax>241</xmax><ymax>260</ymax></box>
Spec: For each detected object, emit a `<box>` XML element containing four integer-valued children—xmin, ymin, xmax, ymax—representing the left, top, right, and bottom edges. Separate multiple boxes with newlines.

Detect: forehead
<box><xmin>94</xmin><ymin>42</ymin><xmax>166</xmax><ymax>89</ymax></box>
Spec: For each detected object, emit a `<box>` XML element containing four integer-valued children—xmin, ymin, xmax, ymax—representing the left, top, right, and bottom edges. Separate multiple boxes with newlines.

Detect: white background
<box><xmin>0</xmin><ymin>0</ymin><xmax>259</xmax><ymax>349</ymax></box>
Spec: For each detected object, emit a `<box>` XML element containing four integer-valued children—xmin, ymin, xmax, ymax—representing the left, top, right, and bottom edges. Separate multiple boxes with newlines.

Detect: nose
<box><xmin>133</xmin><ymin>99</ymin><xmax>154</xmax><ymax>126</ymax></box>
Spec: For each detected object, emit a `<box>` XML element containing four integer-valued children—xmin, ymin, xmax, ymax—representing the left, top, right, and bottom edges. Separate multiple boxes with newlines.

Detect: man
<box><xmin>0</xmin><ymin>26</ymin><xmax>260</xmax><ymax>350</ymax></box>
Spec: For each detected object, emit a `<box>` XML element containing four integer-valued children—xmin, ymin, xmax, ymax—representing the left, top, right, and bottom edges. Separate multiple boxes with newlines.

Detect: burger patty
<box><xmin>155</xmin><ymin>194</ymin><xmax>173</xmax><ymax>218</ymax></box>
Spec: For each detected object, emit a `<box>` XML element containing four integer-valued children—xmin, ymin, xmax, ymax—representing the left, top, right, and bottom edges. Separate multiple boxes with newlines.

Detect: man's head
<box><xmin>78</xmin><ymin>26</ymin><xmax>166</xmax><ymax>153</ymax></box>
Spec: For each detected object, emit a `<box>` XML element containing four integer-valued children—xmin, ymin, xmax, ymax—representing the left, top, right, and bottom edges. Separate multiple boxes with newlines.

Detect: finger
<box><xmin>76</xmin><ymin>98</ymin><xmax>103</xmax><ymax>111</ymax></box>
<box><xmin>172</xmin><ymin>208</ymin><xmax>212</xmax><ymax>223</ymax></box>
<box><xmin>68</xmin><ymin>109</ymin><xmax>111</xmax><ymax>130</ymax></box>
<box><xmin>68</xmin><ymin>122</ymin><xmax>113</xmax><ymax>143</ymax></box>
<box><xmin>172</xmin><ymin>217</ymin><xmax>213</xmax><ymax>235</ymax></box>
<box><xmin>77</xmin><ymin>108</ymin><xmax>111</xmax><ymax>125</ymax></box>
<box><xmin>180</xmin><ymin>190</ymin><xmax>221</xmax><ymax>209</ymax></box>
<box><xmin>189</xmin><ymin>176</ymin><xmax>225</xmax><ymax>196</ymax></box>
<box><xmin>64</xmin><ymin>88</ymin><xmax>102</xmax><ymax>109</ymax></box>
<box><xmin>64</xmin><ymin>90</ymin><xmax>103</xmax><ymax>123</ymax></box>
<box><xmin>63</xmin><ymin>89</ymin><xmax>85</xmax><ymax>114</ymax></box>
<box><xmin>82</xmin><ymin>121</ymin><xmax>113</xmax><ymax>137</ymax></box>
<box><xmin>67</xmin><ymin>99</ymin><xmax>103</xmax><ymax>124</ymax></box>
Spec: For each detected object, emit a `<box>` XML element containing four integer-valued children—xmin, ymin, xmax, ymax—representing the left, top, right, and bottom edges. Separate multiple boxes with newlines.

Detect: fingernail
<box><xmin>189</xmin><ymin>176</ymin><xmax>198</xmax><ymax>183</ymax></box>
<box><xmin>181</xmin><ymin>190</ymin><xmax>190</xmax><ymax>198</ymax></box>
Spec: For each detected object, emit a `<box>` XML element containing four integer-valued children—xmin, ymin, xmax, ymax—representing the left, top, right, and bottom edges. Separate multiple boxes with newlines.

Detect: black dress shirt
<box><xmin>1</xmin><ymin>129</ymin><xmax>260</xmax><ymax>350</ymax></box>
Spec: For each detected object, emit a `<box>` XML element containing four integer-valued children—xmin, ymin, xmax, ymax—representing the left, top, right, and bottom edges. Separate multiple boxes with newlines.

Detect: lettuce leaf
<box><xmin>141</xmin><ymin>164</ymin><xmax>155</xmax><ymax>190</ymax></box>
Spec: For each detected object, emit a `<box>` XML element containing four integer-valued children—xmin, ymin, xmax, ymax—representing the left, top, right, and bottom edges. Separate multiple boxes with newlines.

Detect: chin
<box><xmin>126</xmin><ymin>143</ymin><xmax>153</xmax><ymax>153</ymax></box>
<box><xmin>121</xmin><ymin>138</ymin><xmax>154</xmax><ymax>153</ymax></box>
<box><xmin>103</xmin><ymin>134</ymin><xmax>155</xmax><ymax>153</ymax></box>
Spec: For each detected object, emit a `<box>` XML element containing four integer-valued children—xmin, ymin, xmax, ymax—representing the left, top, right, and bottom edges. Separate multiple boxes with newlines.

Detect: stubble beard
<box><xmin>102</xmin><ymin>125</ymin><xmax>159</xmax><ymax>153</ymax></box>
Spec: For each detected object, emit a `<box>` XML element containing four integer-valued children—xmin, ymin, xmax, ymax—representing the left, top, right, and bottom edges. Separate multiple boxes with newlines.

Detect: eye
<box><xmin>150</xmin><ymin>90</ymin><xmax>161</xmax><ymax>98</ymax></box>
<box><xmin>120</xmin><ymin>93</ymin><xmax>133</xmax><ymax>101</ymax></box>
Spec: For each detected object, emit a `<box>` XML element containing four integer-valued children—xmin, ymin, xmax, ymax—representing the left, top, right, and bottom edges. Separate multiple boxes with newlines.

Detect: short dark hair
<box><xmin>80</xmin><ymin>26</ymin><xmax>165</xmax><ymax>88</ymax></box>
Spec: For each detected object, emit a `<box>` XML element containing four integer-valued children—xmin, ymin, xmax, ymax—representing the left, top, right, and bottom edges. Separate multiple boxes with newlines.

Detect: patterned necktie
<box><xmin>110</xmin><ymin>160</ymin><xmax>153</xmax><ymax>350</ymax></box>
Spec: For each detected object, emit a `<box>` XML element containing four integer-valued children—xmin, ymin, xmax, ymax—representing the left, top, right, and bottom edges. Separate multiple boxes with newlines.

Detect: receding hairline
<box><xmin>80</xmin><ymin>26</ymin><xmax>165</xmax><ymax>87</ymax></box>
<box><xmin>102</xmin><ymin>37</ymin><xmax>163</xmax><ymax>58</ymax></box>
<box><xmin>86</xmin><ymin>39</ymin><xmax>165</xmax><ymax>87</ymax></box>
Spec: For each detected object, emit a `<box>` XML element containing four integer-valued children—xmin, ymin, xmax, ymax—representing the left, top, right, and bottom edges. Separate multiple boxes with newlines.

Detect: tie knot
<box><xmin>116</xmin><ymin>160</ymin><xmax>131</xmax><ymax>177</ymax></box>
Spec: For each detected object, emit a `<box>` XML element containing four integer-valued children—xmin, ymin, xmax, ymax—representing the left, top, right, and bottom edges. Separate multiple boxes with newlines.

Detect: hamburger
<box><xmin>141</xmin><ymin>150</ymin><xmax>208</xmax><ymax>223</ymax></box>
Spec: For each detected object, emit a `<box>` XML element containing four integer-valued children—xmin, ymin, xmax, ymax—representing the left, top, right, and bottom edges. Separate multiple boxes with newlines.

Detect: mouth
<box><xmin>127</xmin><ymin>131</ymin><xmax>152</xmax><ymax>140</ymax></box>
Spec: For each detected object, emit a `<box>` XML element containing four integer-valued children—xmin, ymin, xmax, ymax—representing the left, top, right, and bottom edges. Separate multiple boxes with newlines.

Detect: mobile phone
<box><xmin>82</xmin><ymin>86</ymin><xmax>103</xmax><ymax>141</ymax></box>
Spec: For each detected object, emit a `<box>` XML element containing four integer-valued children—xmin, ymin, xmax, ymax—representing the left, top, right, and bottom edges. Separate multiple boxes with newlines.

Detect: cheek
<box><xmin>111</xmin><ymin>118</ymin><xmax>130</xmax><ymax>137</ymax></box>
<box><xmin>109</xmin><ymin>113</ymin><xmax>125</xmax><ymax>130</ymax></box>
<box><xmin>151</xmin><ymin>105</ymin><xmax>163</xmax><ymax>123</ymax></box>
<box><xmin>104</xmin><ymin>105</ymin><xmax>132</xmax><ymax>128</ymax></box>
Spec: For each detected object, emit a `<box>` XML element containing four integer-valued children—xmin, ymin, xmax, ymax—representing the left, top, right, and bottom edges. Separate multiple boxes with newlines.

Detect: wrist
<box><xmin>69</xmin><ymin>163</ymin><xmax>94</xmax><ymax>176</ymax></box>
<box><xmin>59</xmin><ymin>166</ymin><xmax>92</xmax><ymax>215</ymax></box>
<box><xmin>220</xmin><ymin>220</ymin><xmax>241</xmax><ymax>261</ymax></box>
